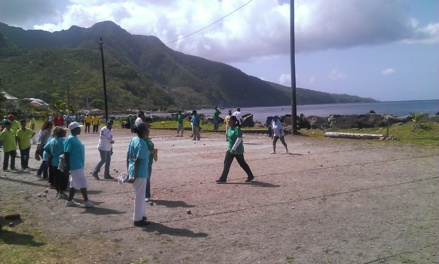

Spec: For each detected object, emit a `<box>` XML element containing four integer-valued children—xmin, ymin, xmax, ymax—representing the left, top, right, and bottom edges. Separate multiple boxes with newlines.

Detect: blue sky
<box><xmin>1</xmin><ymin>0</ymin><xmax>437</xmax><ymax>101</ymax></box>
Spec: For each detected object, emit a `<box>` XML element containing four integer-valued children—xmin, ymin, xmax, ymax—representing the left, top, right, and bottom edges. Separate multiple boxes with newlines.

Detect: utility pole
<box><xmin>98</xmin><ymin>37</ymin><xmax>109</xmax><ymax>123</ymax></box>
<box><xmin>290</xmin><ymin>0</ymin><xmax>298</xmax><ymax>134</ymax></box>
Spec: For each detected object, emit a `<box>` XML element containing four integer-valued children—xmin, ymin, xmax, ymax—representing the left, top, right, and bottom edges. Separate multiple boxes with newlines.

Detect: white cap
<box><xmin>68</xmin><ymin>122</ymin><xmax>83</xmax><ymax>130</ymax></box>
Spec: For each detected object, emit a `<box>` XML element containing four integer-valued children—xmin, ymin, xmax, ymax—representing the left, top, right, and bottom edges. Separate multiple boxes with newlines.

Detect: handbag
<box><xmin>58</xmin><ymin>154</ymin><xmax>67</xmax><ymax>172</ymax></box>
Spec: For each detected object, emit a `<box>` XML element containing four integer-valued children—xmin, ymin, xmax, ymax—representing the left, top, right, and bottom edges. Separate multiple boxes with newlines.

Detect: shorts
<box><xmin>70</xmin><ymin>168</ymin><xmax>87</xmax><ymax>189</ymax></box>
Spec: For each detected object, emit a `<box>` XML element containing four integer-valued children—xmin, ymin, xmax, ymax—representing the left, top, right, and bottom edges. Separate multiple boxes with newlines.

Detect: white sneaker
<box><xmin>58</xmin><ymin>193</ymin><xmax>68</xmax><ymax>200</ymax></box>
<box><xmin>84</xmin><ymin>200</ymin><xmax>95</xmax><ymax>208</ymax></box>
<box><xmin>145</xmin><ymin>198</ymin><xmax>150</xmax><ymax>202</ymax></box>
<box><xmin>270</xmin><ymin>151</ymin><xmax>276</xmax><ymax>154</ymax></box>
<box><xmin>66</xmin><ymin>200</ymin><xmax>81</xmax><ymax>207</ymax></box>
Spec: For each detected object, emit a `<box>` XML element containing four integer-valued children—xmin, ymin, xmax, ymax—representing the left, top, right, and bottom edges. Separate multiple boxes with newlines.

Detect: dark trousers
<box><xmin>219</xmin><ymin>151</ymin><xmax>254</xmax><ymax>181</ymax></box>
<box><xmin>85</xmin><ymin>123</ymin><xmax>91</xmax><ymax>133</ymax></box>
<box><xmin>3</xmin><ymin>150</ymin><xmax>16</xmax><ymax>170</ymax></box>
<box><xmin>213</xmin><ymin>118</ymin><xmax>219</xmax><ymax>131</ymax></box>
<box><xmin>37</xmin><ymin>161</ymin><xmax>48</xmax><ymax>178</ymax></box>
<box><xmin>93</xmin><ymin>125</ymin><xmax>99</xmax><ymax>133</ymax></box>
<box><xmin>51</xmin><ymin>165</ymin><xmax>69</xmax><ymax>193</ymax></box>
<box><xmin>20</xmin><ymin>147</ymin><xmax>31</xmax><ymax>169</ymax></box>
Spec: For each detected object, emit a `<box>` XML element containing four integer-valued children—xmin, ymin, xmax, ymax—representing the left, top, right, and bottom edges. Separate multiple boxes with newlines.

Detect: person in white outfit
<box><xmin>232</xmin><ymin>107</ymin><xmax>243</xmax><ymax>126</ymax></box>
<box><xmin>270</xmin><ymin>116</ymin><xmax>288</xmax><ymax>154</ymax></box>
<box><xmin>91</xmin><ymin>120</ymin><xmax>115</xmax><ymax>180</ymax></box>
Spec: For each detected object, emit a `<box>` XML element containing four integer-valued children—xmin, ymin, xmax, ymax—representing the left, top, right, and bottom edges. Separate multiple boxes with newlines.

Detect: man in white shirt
<box><xmin>232</xmin><ymin>107</ymin><xmax>243</xmax><ymax>125</ymax></box>
<box><xmin>91</xmin><ymin>120</ymin><xmax>115</xmax><ymax>180</ymax></box>
<box><xmin>135</xmin><ymin>112</ymin><xmax>144</xmax><ymax>126</ymax></box>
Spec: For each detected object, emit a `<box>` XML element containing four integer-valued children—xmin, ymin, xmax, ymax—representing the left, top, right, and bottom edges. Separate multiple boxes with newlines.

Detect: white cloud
<box><xmin>328</xmin><ymin>69</ymin><xmax>346</xmax><ymax>80</ymax></box>
<box><xmin>381</xmin><ymin>68</ymin><xmax>396</xmax><ymax>75</ymax></box>
<box><xmin>279</xmin><ymin>74</ymin><xmax>291</xmax><ymax>86</ymax></box>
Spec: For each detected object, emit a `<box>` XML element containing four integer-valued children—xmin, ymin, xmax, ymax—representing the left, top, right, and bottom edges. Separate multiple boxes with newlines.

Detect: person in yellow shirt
<box><xmin>29</xmin><ymin>115</ymin><xmax>37</xmax><ymax>144</ymax></box>
<box><xmin>0</xmin><ymin>121</ymin><xmax>17</xmax><ymax>172</ymax></box>
<box><xmin>8</xmin><ymin>114</ymin><xmax>20</xmax><ymax>133</ymax></box>
<box><xmin>17</xmin><ymin>120</ymin><xmax>35</xmax><ymax>170</ymax></box>
<box><xmin>91</xmin><ymin>114</ymin><xmax>100</xmax><ymax>133</ymax></box>
<box><xmin>224</xmin><ymin>110</ymin><xmax>232</xmax><ymax>141</ymax></box>
<box><xmin>84</xmin><ymin>114</ymin><xmax>91</xmax><ymax>134</ymax></box>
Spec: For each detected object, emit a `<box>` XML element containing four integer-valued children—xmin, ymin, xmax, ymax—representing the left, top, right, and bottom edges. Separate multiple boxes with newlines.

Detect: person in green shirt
<box><xmin>176</xmin><ymin>111</ymin><xmax>184</xmax><ymax>137</ymax></box>
<box><xmin>28</xmin><ymin>115</ymin><xmax>37</xmax><ymax>144</ymax></box>
<box><xmin>16</xmin><ymin>120</ymin><xmax>35</xmax><ymax>170</ymax></box>
<box><xmin>216</xmin><ymin>115</ymin><xmax>254</xmax><ymax>184</ymax></box>
<box><xmin>7</xmin><ymin>114</ymin><xmax>20</xmax><ymax>133</ymax></box>
<box><xmin>144</xmin><ymin>133</ymin><xmax>158</xmax><ymax>202</ymax></box>
<box><xmin>213</xmin><ymin>106</ymin><xmax>221</xmax><ymax>132</ymax></box>
<box><xmin>0</xmin><ymin>121</ymin><xmax>17</xmax><ymax>172</ymax></box>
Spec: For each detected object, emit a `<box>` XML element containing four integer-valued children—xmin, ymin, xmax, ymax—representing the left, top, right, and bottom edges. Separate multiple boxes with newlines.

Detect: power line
<box><xmin>166</xmin><ymin>0</ymin><xmax>255</xmax><ymax>45</ymax></box>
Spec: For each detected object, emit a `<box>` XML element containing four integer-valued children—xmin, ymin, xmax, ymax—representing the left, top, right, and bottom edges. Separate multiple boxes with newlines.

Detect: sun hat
<box><xmin>68</xmin><ymin>122</ymin><xmax>83</xmax><ymax>130</ymax></box>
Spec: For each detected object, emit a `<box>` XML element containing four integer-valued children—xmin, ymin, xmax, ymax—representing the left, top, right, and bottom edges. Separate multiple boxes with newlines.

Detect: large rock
<box><xmin>306</xmin><ymin>116</ymin><xmax>328</xmax><ymax>129</ymax></box>
<box><xmin>241</xmin><ymin>114</ymin><xmax>254</xmax><ymax>127</ymax></box>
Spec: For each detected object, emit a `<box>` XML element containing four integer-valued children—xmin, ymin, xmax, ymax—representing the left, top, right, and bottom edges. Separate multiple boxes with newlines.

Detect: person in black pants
<box><xmin>216</xmin><ymin>116</ymin><xmax>254</xmax><ymax>184</ymax></box>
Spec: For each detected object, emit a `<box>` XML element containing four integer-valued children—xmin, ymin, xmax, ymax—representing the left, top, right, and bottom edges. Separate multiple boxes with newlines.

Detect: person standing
<box><xmin>144</xmin><ymin>130</ymin><xmax>158</xmax><ymax>202</ymax></box>
<box><xmin>0</xmin><ymin>121</ymin><xmax>17</xmax><ymax>172</ymax></box>
<box><xmin>84</xmin><ymin>114</ymin><xmax>91</xmax><ymax>133</ymax></box>
<box><xmin>91</xmin><ymin>120</ymin><xmax>115</xmax><ymax>180</ymax></box>
<box><xmin>7</xmin><ymin>114</ymin><xmax>20</xmax><ymax>133</ymax></box>
<box><xmin>216</xmin><ymin>116</ymin><xmax>254</xmax><ymax>184</ymax></box>
<box><xmin>232</xmin><ymin>107</ymin><xmax>243</xmax><ymax>126</ymax></box>
<box><xmin>224</xmin><ymin>110</ymin><xmax>232</xmax><ymax>141</ymax></box>
<box><xmin>135</xmin><ymin>112</ymin><xmax>144</xmax><ymax>126</ymax></box>
<box><xmin>29</xmin><ymin>115</ymin><xmax>37</xmax><ymax>144</ymax></box>
<box><xmin>213</xmin><ymin>106</ymin><xmax>221</xmax><ymax>132</ymax></box>
<box><xmin>91</xmin><ymin>114</ymin><xmax>100</xmax><ymax>133</ymax></box>
<box><xmin>126</xmin><ymin>123</ymin><xmax>150</xmax><ymax>227</ymax></box>
<box><xmin>129</xmin><ymin>114</ymin><xmax>135</xmax><ymax>133</ymax></box>
<box><xmin>191</xmin><ymin>110</ymin><xmax>200</xmax><ymax>140</ymax></box>
<box><xmin>44</xmin><ymin>127</ymin><xmax>69</xmax><ymax>199</ymax></box>
<box><xmin>270</xmin><ymin>116</ymin><xmax>288</xmax><ymax>154</ymax></box>
<box><xmin>36</xmin><ymin>121</ymin><xmax>53</xmax><ymax>178</ymax></box>
<box><xmin>64</xmin><ymin>122</ymin><xmax>95</xmax><ymax>207</ymax></box>
<box><xmin>176</xmin><ymin>111</ymin><xmax>184</xmax><ymax>137</ymax></box>
<box><xmin>16</xmin><ymin>120</ymin><xmax>35</xmax><ymax>171</ymax></box>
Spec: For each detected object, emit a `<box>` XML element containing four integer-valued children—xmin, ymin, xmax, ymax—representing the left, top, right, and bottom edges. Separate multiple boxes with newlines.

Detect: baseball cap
<box><xmin>68</xmin><ymin>122</ymin><xmax>83</xmax><ymax>130</ymax></box>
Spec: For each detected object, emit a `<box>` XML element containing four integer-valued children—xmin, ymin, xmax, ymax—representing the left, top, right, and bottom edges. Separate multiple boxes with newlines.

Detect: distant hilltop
<box><xmin>0</xmin><ymin>21</ymin><xmax>376</xmax><ymax>111</ymax></box>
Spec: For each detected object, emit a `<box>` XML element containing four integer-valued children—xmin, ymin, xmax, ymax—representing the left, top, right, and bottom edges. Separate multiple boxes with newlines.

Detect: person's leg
<box><xmin>60</xmin><ymin>169</ymin><xmax>69</xmax><ymax>193</ymax></box>
<box><xmin>218</xmin><ymin>151</ymin><xmax>234</xmax><ymax>182</ymax></box>
<box><xmin>42</xmin><ymin>161</ymin><xmax>48</xmax><ymax>179</ymax></box>
<box><xmin>23</xmin><ymin>147</ymin><xmax>30</xmax><ymax>169</ymax></box>
<box><xmin>280</xmin><ymin>136</ymin><xmax>288</xmax><ymax>152</ymax></box>
<box><xmin>48</xmin><ymin>161</ymin><xmax>55</xmax><ymax>187</ymax></box>
<box><xmin>196</xmin><ymin>126</ymin><xmax>201</xmax><ymax>140</ymax></box>
<box><xmin>92</xmin><ymin>149</ymin><xmax>106</xmax><ymax>177</ymax></box>
<box><xmin>103</xmin><ymin>150</ymin><xmax>112</xmax><ymax>178</ymax></box>
<box><xmin>20</xmin><ymin>149</ymin><xmax>25</xmax><ymax>169</ymax></box>
<box><xmin>235</xmin><ymin>154</ymin><xmax>254</xmax><ymax>181</ymax></box>
<box><xmin>272</xmin><ymin>136</ymin><xmax>279</xmax><ymax>153</ymax></box>
<box><xmin>3</xmin><ymin>151</ymin><xmax>10</xmax><ymax>170</ymax></box>
<box><xmin>192</xmin><ymin>126</ymin><xmax>197</xmax><ymax>140</ymax></box>
<box><xmin>10</xmin><ymin>150</ymin><xmax>16</xmax><ymax>169</ymax></box>
<box><xmin>52</xmin><ymin>166</ymin><xmax>60</xmax><ymax>194</ymax></box>
<box><xmin>133</xmin><ymin>178</ymin><xmax>147</xmax><ymax>221</ymax></box>
<box><xmin>145</xmin><ymin>166</ymin><xmax>152</xmax><ymax>199</ymax></box>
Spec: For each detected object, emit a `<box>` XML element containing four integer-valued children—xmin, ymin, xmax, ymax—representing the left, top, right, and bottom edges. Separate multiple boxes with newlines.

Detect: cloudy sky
<box><xmin>1</xmin><ymin>0</ymin><xmax>438</xmax><ymax>101</ymax></box>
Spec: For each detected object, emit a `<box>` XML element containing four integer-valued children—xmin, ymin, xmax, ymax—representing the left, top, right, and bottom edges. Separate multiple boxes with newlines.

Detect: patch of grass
<box><xmin>286</xmin><ymin>255</ymin><xmax>295</xmax><ymax>263</ymax></box>
<box><xmin>400</xmin><ymin>256</ymin><xmax>415</xmax><ymax>263</ymax></box>
<box><xmin>299</xmin><ymin>122</ymin><xmax>439</xmax><ymax>147</ymax></box>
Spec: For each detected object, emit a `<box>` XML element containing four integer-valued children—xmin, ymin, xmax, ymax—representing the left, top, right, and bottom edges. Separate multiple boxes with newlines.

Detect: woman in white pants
<box><xmin>126</xmin><ymin>123</ymin><xmax>150</xmax><ymax>227</ymax></box>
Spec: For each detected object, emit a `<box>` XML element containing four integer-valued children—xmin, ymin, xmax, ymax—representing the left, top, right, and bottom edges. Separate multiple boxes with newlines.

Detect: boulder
<box><xmin>306</xmin><ymin>116</ymin><xmax>327</xmax><ymax>129</ymax></box>
<box><xmin>241</xmin><ymin>114</ymin><xmax>254</xmax><ymax>127</ymax></box>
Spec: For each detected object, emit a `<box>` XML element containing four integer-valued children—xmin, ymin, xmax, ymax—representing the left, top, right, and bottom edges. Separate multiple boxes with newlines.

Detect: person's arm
<box><xmin>230</xmin><ymin>137</ymin><xmax>242</xmax><ymax>154</ymax></box>
<box><xmin>127</xmin><ymin>158</ymin><xmax>140</xmax><ymax>183</ymax></box>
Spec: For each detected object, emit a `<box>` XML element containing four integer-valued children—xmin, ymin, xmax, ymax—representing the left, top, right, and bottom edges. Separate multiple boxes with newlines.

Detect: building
<box><xmin>1</xmin><ymin>90</ymin><xmax>19</xmax><ymax>109</ymax></box>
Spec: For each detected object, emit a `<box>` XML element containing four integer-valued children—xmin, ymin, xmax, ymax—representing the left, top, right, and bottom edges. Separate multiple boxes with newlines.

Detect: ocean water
<box><xmin>198</xmin><ymin>99</ymin><xmax>439</xmax><ymax>123</ymax></box>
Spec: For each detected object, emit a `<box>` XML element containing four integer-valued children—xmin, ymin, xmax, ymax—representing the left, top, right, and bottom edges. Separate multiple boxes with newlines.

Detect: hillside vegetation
<box><xmin>0</xmin><ymin>21</ymin><xmax>376</xmax><ymax>111</ymax></box>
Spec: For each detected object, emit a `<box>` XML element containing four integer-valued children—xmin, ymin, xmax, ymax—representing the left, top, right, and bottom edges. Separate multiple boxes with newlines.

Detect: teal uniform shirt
<box><xmin>127</xmin><ymin>137</ymin><xmax>149</xmax><ymax>179</ymax></box>
<box><xmin>64</xmin><ymin>135</ymin><xmax>85</xmax><ymax>170</ymax></box>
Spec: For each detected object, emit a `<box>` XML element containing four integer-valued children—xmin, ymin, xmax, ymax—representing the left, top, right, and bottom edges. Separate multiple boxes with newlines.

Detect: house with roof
<box><xmin>1</xmin><ymin>90</ymin><xmax>19</xmax><ymax>109</ymax></box>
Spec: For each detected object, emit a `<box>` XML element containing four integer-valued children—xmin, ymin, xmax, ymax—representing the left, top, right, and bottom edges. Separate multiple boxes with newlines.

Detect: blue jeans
<box><xmin>92</xmin><ymin>149</ymin><xmax>112</xmax><ymax>178</ymax></box>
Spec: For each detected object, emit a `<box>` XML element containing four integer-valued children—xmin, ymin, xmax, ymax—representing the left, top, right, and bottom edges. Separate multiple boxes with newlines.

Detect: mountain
<box><xmin>0</xmin><ymin>21</ymin><xmax>376</xmax><ymax>111</ymax></box>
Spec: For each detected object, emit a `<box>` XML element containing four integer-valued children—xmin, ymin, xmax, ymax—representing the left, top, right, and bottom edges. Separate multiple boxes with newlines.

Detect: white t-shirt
<box><xmin>232</xmin><ymin>111</ymin><xmax>243</xmax><ymax>124</ymax></box>
<box><xmin>271</xmin><ymin>120</ymin><xmax>285</xmax><ymax>137</ymax></box>
<box><xmin>97</xmin><ymin>126</ymin><xmax>113</xmax><ymax>151</ymax></box>
<box><xmin>135</xmin><ymin>117</ymin><xmax>143</xmax><ymax>126</ymax></box>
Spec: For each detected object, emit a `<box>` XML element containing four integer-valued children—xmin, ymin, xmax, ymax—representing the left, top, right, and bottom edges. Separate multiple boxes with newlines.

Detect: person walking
<box><xmin>64</xmin><ymin>122</ymin><xmax>95</xmax><ymax>208</ymax></box>
<box><xmin>91</xmin><ymin>114</ymin><xmax>100</xmax><ymax>133</ymax></box>
<box><xmin>126</xmin><ymin>123</ymin><xmax>150</xmax><ymax>227</ymax></box>
<box><xmin>191</xmin><ymin>110</ymin><xmax>200</xmax><ymax>140</ymax></box>
<box><xmin>44</xmin><ymin>127</ymin><xmax>69</xmax><ymax>199</ymax></box>
<box><xmin>224</xmin><ymin>110</ymin><xmax>232</xmax><ymax>141</ymax></box>
<box><xmin>16</xmin><ymin>120</ymin><xmax>35</xmax><ymax>171</ymax></box>
<box><xmin>270</xmin><ymin>116</ymin><xmax>288</xmax><ymax>154</ymax></box>
<box><xmin>91</xmin><ymin>120</ymin><xmax>115</xmax><ymax>180</ymax></box>
<box><xmin>216</xmin><ymin>115</ymin><xmax>254</xmax><ymax>184</ymax></box>
<box><xmin>213</xmin><ymin>106</ymin><xmax>221</xmax><ymax>132</ymax></box>
<box><xmin>0</xmin><ymin>121</ymin><xmax>17</xmax><ymax>172</ymax></box>
<box><xmin>176</xmin><ymin>111</ymin><xmax>184</xmax><ymax>137</ymax></box>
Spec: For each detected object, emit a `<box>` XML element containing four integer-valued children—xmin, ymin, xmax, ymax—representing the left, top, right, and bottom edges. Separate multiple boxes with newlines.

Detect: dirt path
<box><xmin>1</xmin><ymin>127</ymin><xmax>438</xmax><ymax>263</ymax></box>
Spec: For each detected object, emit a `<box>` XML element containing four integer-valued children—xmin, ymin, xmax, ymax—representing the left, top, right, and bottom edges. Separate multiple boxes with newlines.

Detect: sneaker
<box><xmin>134</xmin><ymin>220</ymin><xmax>150</xmax><ymax>227</ymax></box>
<box><xmin>10</xmin><ymin>168</ymin><xmax>18</xmax><ymax>172</ymax></box>
<box><xmin>215</xmin><ymin>179</ymin><xmax>227</xmax><ymax>184</ymax></box>
<box><xmin>58</xmin><ymin>193</ymin><xmax>68</xmax><ymax>200</ymax></box>
<box><xmin>3</xmin><ymin>169</ymin><xmax>9</xmax><ymax>172</ymax></box>
<box><xmin>84</xmin><ymin>200</ymin><xmax>95</xmax><ymax>208</ymax></box>
<box><xmin>92</xmin><ymin>174</ymin><xmax>100</xmax><ymax>180</ymax></box>
<box><xmin>66</xmin><ymin>200</ymin><xmax>81</xmax><ymax>207</ymax></box>
<box><xmin>104</xmin><ymin>175</ymin><xmax>115</xmax><ymax>180</ymax></box>
<box><xmin>270</xmin><ymin>151</ymin><xmax>276</xmax><ymax>154</ymax></box>
<box><xmin>245</xmin><ymin>177</ymin><xmax>254</xmax><ymax>183</ymax></box>
<box><xmin>285</xmin><ymin>149</ymin><xmax>289</xmax><ymax>154</ymax></box>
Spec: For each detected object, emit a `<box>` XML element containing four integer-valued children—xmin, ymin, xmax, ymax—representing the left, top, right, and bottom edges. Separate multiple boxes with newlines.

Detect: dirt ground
<box><xmin>1</xmin><ymin>127</ymin><xmax>438</xmax><ymax>264</ymax></box>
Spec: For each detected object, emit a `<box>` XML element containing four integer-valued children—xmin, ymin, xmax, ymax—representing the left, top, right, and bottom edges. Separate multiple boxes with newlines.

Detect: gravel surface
<box><xmin>1</xmin><ymin>127</ymin><xmax>438</xmax><ymax>263</ymax></box>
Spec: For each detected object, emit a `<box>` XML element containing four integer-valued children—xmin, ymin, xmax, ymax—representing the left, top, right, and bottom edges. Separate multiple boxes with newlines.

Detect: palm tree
<box><xmin>410</xmin><ymin>112</ymin><xmax>425</xmax><ymax>130</ymax></box>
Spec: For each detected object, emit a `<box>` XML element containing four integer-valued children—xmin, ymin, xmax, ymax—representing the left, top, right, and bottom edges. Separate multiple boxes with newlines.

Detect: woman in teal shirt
<box><xmin>216</xmin><ymin>116</ymin><xmax>254</xmax><ymax>183</ymax></box>
<box><xmin>127</xmin><ymin>123</ymin><xmax>150</xmax><ymax>227</ymax></box>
